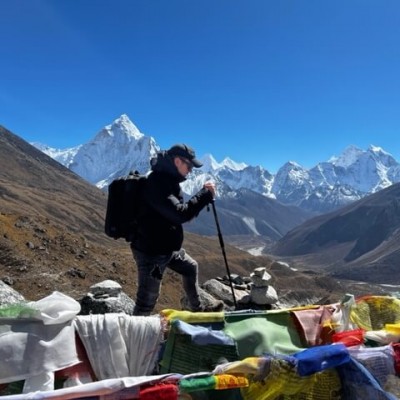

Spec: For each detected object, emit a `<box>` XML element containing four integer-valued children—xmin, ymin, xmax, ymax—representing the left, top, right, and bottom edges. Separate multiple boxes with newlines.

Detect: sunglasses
<box><xmin>179</xmin><ymin>157</ymin><xmax>194</xmax><ymax>171</ymax></box>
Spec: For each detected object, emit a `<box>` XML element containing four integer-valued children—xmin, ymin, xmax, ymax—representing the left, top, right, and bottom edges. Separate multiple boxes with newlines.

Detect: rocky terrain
<box><xmin>0</xmin><ymin>125</ymin><xmax>390</xmax><ymax>313</ymax></box>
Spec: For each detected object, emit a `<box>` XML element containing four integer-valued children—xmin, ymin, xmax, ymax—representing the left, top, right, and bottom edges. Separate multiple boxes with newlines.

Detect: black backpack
<box><xmin>104</xmin><ymin>171</ymin><xmax>147</xmax><ymax>241</ymax></box>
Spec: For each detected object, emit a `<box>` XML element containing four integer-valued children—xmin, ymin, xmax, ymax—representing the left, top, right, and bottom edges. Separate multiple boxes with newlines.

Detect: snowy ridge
<box><xmin>33</xmin><ymin>114</ymin><xmax>400</xmax><ymax>214</ymax></box>
<box><xmin>200</xmin><ymin>154</ymin><xmax>247</xmax><ymax>173</ymax></box>
<box><xmin>32</xmin><ymin>143</ymin><xmax>80</xmax><ymax>167</ymax></box>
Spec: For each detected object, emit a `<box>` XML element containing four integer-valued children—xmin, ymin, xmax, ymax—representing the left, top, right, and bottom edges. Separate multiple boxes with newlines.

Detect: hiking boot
<box><xmin>190</xmin><ymin>300</ymin><xmax>225</xmax><ymax>312</ymax></box>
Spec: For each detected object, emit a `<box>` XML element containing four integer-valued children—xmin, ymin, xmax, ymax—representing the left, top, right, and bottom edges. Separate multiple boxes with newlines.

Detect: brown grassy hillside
<box><xmin>0</xmin><ymin>125</ymin><xmax>384</xmax><ymax>313</ymax></box>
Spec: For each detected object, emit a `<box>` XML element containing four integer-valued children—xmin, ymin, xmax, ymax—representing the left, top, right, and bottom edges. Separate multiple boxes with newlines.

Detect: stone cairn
<box><xmin>79</xmin><ymin>280</ymin><xmax>136</xmax><ymax>315</ymax></box>
<box><xmin>249</xmin><ymin>267</ymin><xmax>278</xmax><ymax>307</ymax></box>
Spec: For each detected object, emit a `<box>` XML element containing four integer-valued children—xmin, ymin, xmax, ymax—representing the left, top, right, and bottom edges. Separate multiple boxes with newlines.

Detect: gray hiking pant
<box><xmin>131</xmin><ymin>247</ymin><xmax>201</xmax><ymax>315</ymax></box>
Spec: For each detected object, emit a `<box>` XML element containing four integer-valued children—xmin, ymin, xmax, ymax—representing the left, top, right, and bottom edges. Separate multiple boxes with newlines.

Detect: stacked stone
<box><xmin>249</xmin><ymin>267</ymin><xmax>278</xmax><ymax>306</ymax></box>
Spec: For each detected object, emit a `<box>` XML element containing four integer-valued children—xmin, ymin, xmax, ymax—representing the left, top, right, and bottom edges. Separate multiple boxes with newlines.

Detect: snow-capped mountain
<box><xmin>35</xmin><ymin>114</ymin><xmax>160</xmax><ymax>188</ymax></box>
<box><xmin>32</xmin><ymin>142</ymin><xmax>81</xmax><ymax>166</ymax></box>
<box><xmin>270</xmin><ymin>145</ymin><xmax>400</xmax><ymax>212</ymax></box>
<box><xmin>33</xmin><ymin>114</ymin><xmax>400</xmax><ymax>215</ymax></box>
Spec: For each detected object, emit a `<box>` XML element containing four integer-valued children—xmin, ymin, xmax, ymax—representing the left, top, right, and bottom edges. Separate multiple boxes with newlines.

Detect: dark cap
<box><xmin>167</xmin><ymin>143</ymin><xmax>203</xmax><ymax>168</ymax></box>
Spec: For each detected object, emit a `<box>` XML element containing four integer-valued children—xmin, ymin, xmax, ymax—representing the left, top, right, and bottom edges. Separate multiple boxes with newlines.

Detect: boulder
<box><xmin>180</xmin><ymin>286</ymin><xmax>225</xmax><ymax>311</ymax></box>
<box><xmin>202</xmin><ymin>278</ymin><xmax>249</xmax><ymax>306</ymax></box>
<box><xmin>0</xmin><ymin>280</ymin><xmax>25</xmax><ymax>306</ymax></box>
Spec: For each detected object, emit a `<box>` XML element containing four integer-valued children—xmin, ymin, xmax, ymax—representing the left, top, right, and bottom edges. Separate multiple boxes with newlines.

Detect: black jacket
<box><xmin>131</xmin><ymin>152</ymin><xmax>213</xmax><ymax>255</ymax></box>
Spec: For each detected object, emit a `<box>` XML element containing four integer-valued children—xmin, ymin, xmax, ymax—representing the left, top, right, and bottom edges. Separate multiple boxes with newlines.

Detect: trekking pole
<box><xmin>211</xmin><ymin>201</ymin><xmax>238</xmax><ymax>310</ymax></box>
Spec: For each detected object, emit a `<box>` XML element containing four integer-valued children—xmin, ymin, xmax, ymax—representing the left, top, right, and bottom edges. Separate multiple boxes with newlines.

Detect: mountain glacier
<box><xmin>33</xmin><ymin>114</ymin><xmax>400</xmax><ymax>214</ymax></box>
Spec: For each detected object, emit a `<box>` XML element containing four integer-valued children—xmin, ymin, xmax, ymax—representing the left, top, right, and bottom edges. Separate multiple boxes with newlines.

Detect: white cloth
<box><xmin>22</xmin><ymin>372</ymin><xmax>55</xmax><ymax>394</ymax></box>
<box><xmin>365</xmin><ymin>330</ymin><xmax>400</xmax><ymax>344</ymax></box>
<box><xmin>74</xmin><ymin>314</ymin><xmax>164</xmax><ymax>380</ymax></box>
<box><xmin>0</xmin><ymin>375</ymin><xmax>174</xmax><ymax>400</ymax></box>
<box><xmin>331</xmin><ymin>294</ymin><xmax>358</xmax><ymax>332</ymax></box>
<box><xmin>0</xmin><ymin>292</ymin><xmax>81</xmax><ymax>385</ymax></box>
<box><xmin>26</xmin><ymin>291</ymin><xmax>81</xmax><ymax>325</ymax></box>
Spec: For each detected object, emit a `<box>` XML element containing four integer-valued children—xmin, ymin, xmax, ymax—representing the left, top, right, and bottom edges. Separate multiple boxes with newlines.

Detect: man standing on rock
<box><xmin>130</xmin><ymin>143</ymin><xmax>224</xmax><ymax>315</ymax></box>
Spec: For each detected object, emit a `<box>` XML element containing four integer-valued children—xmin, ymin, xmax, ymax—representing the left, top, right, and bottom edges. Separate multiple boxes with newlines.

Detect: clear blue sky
<box><xmin>1</xmin><ymin>0</ymin><xmax>400</xmax><ymax>172</ymax></box>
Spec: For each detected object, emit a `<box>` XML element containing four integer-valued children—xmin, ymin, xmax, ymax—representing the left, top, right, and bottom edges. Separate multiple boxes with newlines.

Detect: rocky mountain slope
<box><xmin>271</xmin><ymin>182</ymin><xmax>400</xmax><ymax>285</ymax></box>
<box><xmin>185</xmin><ymin>188</ymin><xmax>313</xmax><ymax>243</ymax></box>
<box><xmin>2</xmin><ymin>125</ymin><xmax>374</xmax><ymax>310</ymax></box>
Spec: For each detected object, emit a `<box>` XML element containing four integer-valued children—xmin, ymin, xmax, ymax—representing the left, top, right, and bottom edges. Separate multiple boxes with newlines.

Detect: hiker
<box><xmin>130</xmin><ymin>143</ymin><xmax>224</xmax><ymax>315</ymax></box>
